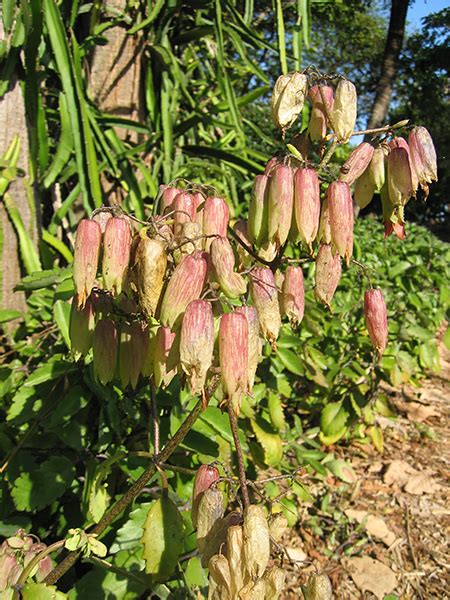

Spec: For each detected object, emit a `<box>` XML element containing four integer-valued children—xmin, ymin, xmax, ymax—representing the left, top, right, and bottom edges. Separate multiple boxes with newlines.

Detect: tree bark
<box><xmin>0</xmin><ymin>23</ymin><xmax>40</xmax><ymax>316</ymax></box>
<box><xmin>366</xmin><ymin>0</ymin><xmax>410</xmax><ymax>131</ymax></box>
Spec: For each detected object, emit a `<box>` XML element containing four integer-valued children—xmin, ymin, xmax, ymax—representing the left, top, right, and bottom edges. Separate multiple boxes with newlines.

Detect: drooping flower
<box><xmin>271</xmin><ymin>72</ymin><xmax>308</xmax><ymax>132</ymax></box>
<box><xmin>102</xmin><ymin>216</ymin><xmax>132</xmax><ymax>296</ymax></box>
<box><xmin>314</xmin><ymin>244</ymin><xmax>342</xmax><ymax>308</ymax></box>
<box><xmin>364</xmin><ymin>288</ymin><xmax>388</xmax><ymax>355</ymax></box>
<box><xmin>134</xmin><ymin>233</ymin><xmax>167</xmax><ymax>318</ymax></box>
<box><xmin>280</xmin><ymin>266</ymin><xmax>305</xmax><ymax>327</ymax></box>
<box><xmin>327</xmin><ymin>181</ymin><xmax>353</xmax><ymax>265</ymax></box>
<box><xmin>267</xmin><ymin>164</ymin><xmax>295</xmax><ymax>248</ymax></box>
<box><xmin>73</xmin><ymin>218</ymin><xmax>102</xmax><ymax>308</ymax></box>
<box><xmin>93</xmin><ymin>319</ymin><xmax>118</xmax><ymax>385</ymax></box>
<box><xmin>331</xmin><ymin>80</ymin><xmax>357</xmax><ymax>143</ymax></box>
<box><xmin>250</xmin><ymin>268</ymin><xmax>281</xmax><ymax>347</ymax></box>
<box><xmin>339</xmin><ymin>142</ymin><xmax>374</xmax><ymax>186</ymax></box>
<box><xmin>219</xmin><ymin>311</ymin><xmax>249</xmax><ymax>413</ymax></box>
<box><xmin>294</xmin><ymin>168</ymin><xmax>321</xmax><ymax>252</ymax></box>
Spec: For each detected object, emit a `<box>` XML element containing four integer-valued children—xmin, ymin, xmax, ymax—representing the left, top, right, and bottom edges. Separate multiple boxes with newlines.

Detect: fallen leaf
<box><xmin>383</xmin><ymin>460</ymin><xmax>417</xmax><ymax>487</ymax></box>
<box><xmin>404</xmin><ymin>473</ymin><xmax>441</xmax><ymax>495</ymax></box>
<box><xmin>285</xmin><ymin>547</ymin><xmax>308</xmax><ymax>563</ymax></box>
<box><xmin>342</xmin><ymin>556</ymin><xmax>397</xmax><ymax>599</ymax></box>
<box><xmin>345</xmin><ymin>509</ymin><xmax>396</xmax><ymax>546</ymax></box>
<box><xmin>403</xmin><ymin>402</ymin><xmax>439</xmax><ymax>422</ymax></box>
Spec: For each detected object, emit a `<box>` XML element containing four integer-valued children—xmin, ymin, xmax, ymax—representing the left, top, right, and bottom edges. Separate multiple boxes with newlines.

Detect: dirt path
<box><xmin>283</xmin><ymin>343</ymin><xmax>449</xmax><ymax>599</ymax></box>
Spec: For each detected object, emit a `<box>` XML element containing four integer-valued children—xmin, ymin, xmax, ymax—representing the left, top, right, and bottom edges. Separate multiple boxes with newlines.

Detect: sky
<box><xmin>407</xmin><ymin>0</ymin><xmax>449</xmax><ymax>30</ymax></box>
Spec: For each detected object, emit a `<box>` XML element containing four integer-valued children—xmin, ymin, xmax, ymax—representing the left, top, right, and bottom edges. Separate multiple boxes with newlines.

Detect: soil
<box><xmin>281</xmin><ymin>339</ymin><xmax>450</xmax><ymax>599</ymax></box>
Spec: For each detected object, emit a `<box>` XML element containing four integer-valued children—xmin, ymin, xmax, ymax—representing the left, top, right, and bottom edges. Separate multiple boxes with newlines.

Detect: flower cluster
<box><xmin>0</xmin><ymin>530</ymin><xmax>52</xmax><ymax>592</ymax></box>
<box><xmin>69</xmin><ymin>70</ymin><xmax>437</xmax><ymax>406</ymax></box>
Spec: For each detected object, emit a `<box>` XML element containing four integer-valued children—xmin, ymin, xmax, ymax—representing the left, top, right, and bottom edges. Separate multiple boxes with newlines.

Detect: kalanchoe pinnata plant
<box><xmin>66</xmin><ymin>66</ymin><xmax>439</xmax><ymax>600</ymax></box>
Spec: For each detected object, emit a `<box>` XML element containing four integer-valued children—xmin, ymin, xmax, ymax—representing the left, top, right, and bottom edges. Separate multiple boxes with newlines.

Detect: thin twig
<box><xmin>227</xmin><ymin>402</ymin><xmax>250</xmax><ymax>508</ymax></box>
<box><xmin>150</xmin><ymin>379</ymin><xmax>159</xmax><ymax>456</ymax></box>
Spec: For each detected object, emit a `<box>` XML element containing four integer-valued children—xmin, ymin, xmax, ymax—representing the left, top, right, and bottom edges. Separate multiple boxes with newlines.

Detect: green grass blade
<box><xmin>43</xmin><ymin>92</ymin><xmax>73</xmax><ymax>188</ymax></box>
<box><xmin>276</xmin><ymin>0</ymin><xmax>288</xmax><ymax>74</ymax></box>
<box><xmin>2</xmin><ymin>193</ymin><xmax>41</xmax><ymax>274</ymax></box>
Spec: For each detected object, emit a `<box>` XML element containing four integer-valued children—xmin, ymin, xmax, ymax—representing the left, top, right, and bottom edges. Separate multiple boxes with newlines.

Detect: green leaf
<box><xmin>11</xmin><ymin>456</ymin><xmax>75</xmax><ymax>511</ymax></box>
<box><xmin>43</xmin><ymin>92</ymin><xmax>73</xmax><ymax>188</ymax></box>
<box><xmin>24</xmin><ymin>354</ymin><xmax>76</xmax><ymax>387</ymax></box>
<box><xmin>320</xmin><ymin>401</ymin><xmax>349</xmax><ymax>436</ymax></box>
<box><xmin>368</xmin><ymin>425</ymin><xmax>384</xmax><ymax>453</ymax></box>
<box><xmin>53</xmin><ymin>299</ymin><xmax>71</xmax><ymax>349</ymax></box>
<box><xmin>0</xmin><ymin>309</ymin><xmax>22</xmax><ymax>323</ymax></box>
<box><xmin>277</xmin><ymin>347</ymin><xmax>304</xmax><ymax>376</ymax></box>
<box><xmin>419</xmin><ymin>341</ymin><xmax>440</xmax><ymax>372</ymax></box>
<box><xmin>2</xmin><ymin>193</ymin><xmax>41</xmax><ymax>274</ymax></box>
<box><xmin>22</xmin><ymin>582</ymin><xmax>68</xmax><ymax>600</ymax></box>
<box><xmin>15</xmin><ymin>266</ymin><xmax>72</xmax><ymax>291</ymax></box>
<box><xmin>251</xmin><ymin>417</ymin><xmax>283</xmax><ymax>467</ymax></box>
<box><xmin>141</xmin><ymin>497</ymin><xmax>184</xmax><ymax>582</ymax></box>
<box><xmin>268</xmin><ymin>392</ymin><xmax>286</xmax><ymax>431</ymax></box>
<box><xmin>326</xmin><ymin>459</ymin><xmax>356</xmax><ymax>483</ymax></box>
<box><xmin>110</xmin><ymin>503</ymin><xmax>152</xmax><ymax>554</ymax></box>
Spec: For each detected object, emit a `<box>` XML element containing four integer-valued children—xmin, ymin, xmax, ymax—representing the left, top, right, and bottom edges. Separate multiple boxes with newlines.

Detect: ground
<box><xmin>282</xmin><ymin>339</ymin><xmax>449</xmax><ymax>599</ymax></box>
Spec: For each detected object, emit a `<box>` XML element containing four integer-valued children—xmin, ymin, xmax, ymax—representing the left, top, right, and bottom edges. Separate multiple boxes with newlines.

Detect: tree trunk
<box><xmin>366</xmin><ymin>0</ymin><xmax>410</xmax><ymax>130</ymax></box>
<box><xmin>0</xmin><ymin>26</ymin><xmax>39</xmax><ymax>316</ymax></box>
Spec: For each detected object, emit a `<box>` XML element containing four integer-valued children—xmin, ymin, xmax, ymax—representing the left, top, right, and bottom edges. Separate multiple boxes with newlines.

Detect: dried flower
<box><xmin>73</xmin><ymin>218</ymin><xmax>102</xmax><ymax>308</ymax></box>
<box><xmin>331</xmin><ymin>80</ymin><xmax>357</xmax><ymax>143</ymax></box>
<box><xmin>134</xmin><ymin>233</ymin><xmax>167</xmax><ymax>318</ymax></box>
<box><xmin>354</xmin><ymin>168</ymin><xmax>376</xmax><ymax>209</ymax></box>
<box><xmin>271</xmin><ymin>72</ymin><xmax>308</xmax><ymax>132</ymax></box>
<box><xmin>243</xmin><ymin>505</ymin><xmax>270</xmax><ymax>579</ymax></box>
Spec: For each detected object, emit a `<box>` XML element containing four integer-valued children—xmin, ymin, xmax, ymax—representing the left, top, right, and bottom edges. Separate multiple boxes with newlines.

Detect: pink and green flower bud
<box><xmin>135</xmin><ymin>234</ymin><xmax>167</xmax><ymax>318</ymax></box>
<box><xmin>102</xmin><ymin>216</ymin><xmax>132</xmax><ymax>296</ymax></box>
<box><xmin>73</xmin><ymin>218</ymin><xmax>102</xmax><ymax>308</ymax></box>
<box><xmin>281</xmin><ymin>266</ymin><xmax>305</xmax><ymax>327</ymax></box>
<box><xmin>0</xmin><ymin>552</ymin><xmax>20</xmax><ymax>590</ymax></box>
<box><xmin>354</xmin><ymin>168</ymin><xmax>376</xmax><ymax>209</ymax></box>
<box><xmin>331</xmin><ymin>80</ymin><xmax>357</xmax><ymax>143</ymax></box>
<box><xmin>368</xmin><ymin>147</ymin><xmax>387</xmax><ymax>191</ymax></box>
<box><xmin>119</xmin><ymin>322</ymin><xmax>144</xmax><ymax>389</ymax></box>
<box><xmin>250</xmin><ymin>268</ymin><xmax>282</xmax><ymax>348</ymax></box>
<box><xmin>294</xmin><ymin>168</ymin><xmax>321</xmax><ymax>252</ymax></box>
<box><xmin>271</xmin><ymin>72</ymin><xmax>308</xmax><ymax>132</ymax></box>
<box><xmin>192</xmin><ymin>464</ymin><xmax>220</xmax><ymax>527</ymax></box>
<box><xmin>327</xmin><ymin>181</ymin><xmax>354</xmax><ymax>265</ymax></box>
<box><xmin>219</xmin><ymin>312</ymin><xmax>249</xmax><ymax>413</ymax></box>
<box><xmin>173</xmin><ymin>192</ymin><xmax>195</xmax><ymax>237</ymax></box>
<box><xmin>268</xmin><ymin>164</ymin><xmax>294</xmax><ymax>247</ymax></box>
<box><xmin>93</xmin><ymin>319</ymin><xmax>118</xmax><ymax>385</ymax></box>
<box><xmin>408</xmin><ymin>126</ymin><xmax>438</xmax><ymax>197</ymax></box>
<box><xmin>159</xmin><ymin>251</ymin><xmax>208</xmax><ymax>329</ymax></box>
<box><xmin>314</xmin><ymin>244</ymin><xmax>342</xmax><ymax>308</ymax></box>
<box><xmin>308</xmin><ymin>85</ymin><xmax>334</xmax><ymax>142</ymax></box>
<box><xmin>69</xmin><ymin>296</ymin><xmax>95</xmax><ymax>357</ymax></box>
<box><xmin>180</xmin><ymin>300</ymin><xmax>214</xmax><ymax>395</ymax></box>
<box><xmin>159</xmin><ymin>185</ymin><xmax>182</xmax><ymax>215</ymax></box>
<box><xmin>248</xmin><ymin>174</ymin><xmax>269</xmax><ymax>246</ymax></box>
<box><xmin>387</xmin><ymin>147</ymin><xmax>413</xmax><ymax>207</ymax></box>
<box><xmin>210</xmin><ymin>237</ymin><xmax>247</xmax><ymax>299</ymax></box>
<box><xmin>235</xmin><ymin>305</ymin><xmax>262</xmax><ymax>389</ymax></box>
<box><xmin>339</xmin><ymin>142</ymin><xmax>375</xmax><ymax>185</ymax></box>
<box><xmin>203</xmin><ymin>196</ymin><xmax>230</xmax><ymax>250</ymax></box>
<box><xmin>364</xmin><ymin>288</ymin><xmax>388</xmax><ymax>355</ymax></box>
<box><xmin>153</xmin><ymin>326</ymin><xmax>178</xmax><ymax>388</ymax></box>
<box><xmin>317</xmin><ymin>197</ymin><xmax>332</xmax><ymax>245</ymax></box>
<box><xmin>389</xmin><ymin>137</ymin><xmax>418</xmax><ymax>193</ymax></box>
